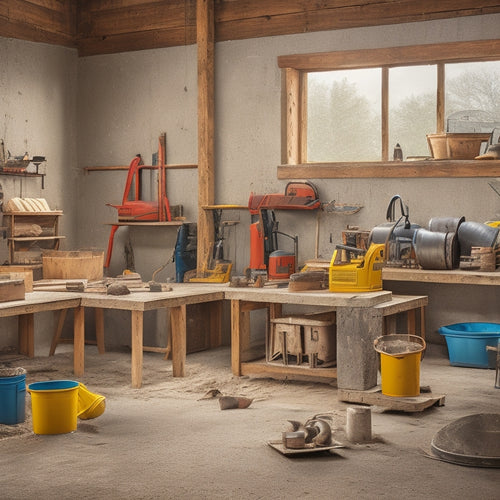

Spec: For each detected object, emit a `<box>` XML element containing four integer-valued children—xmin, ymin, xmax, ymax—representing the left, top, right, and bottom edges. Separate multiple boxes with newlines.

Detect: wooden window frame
<box><xmin>277</xmin><ymin>39</ymin><xmax>500</xmax><ymax>179</ymax></box>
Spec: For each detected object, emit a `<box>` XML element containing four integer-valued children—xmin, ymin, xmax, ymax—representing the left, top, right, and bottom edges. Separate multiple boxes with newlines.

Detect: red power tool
<box><xmin>105</xmin><ymin>134</ymin><xmax>172</xmax><ymax>269</ymax></box>
<box><xmin>248</xmin><ymin>181</ymin><xmax>320</xmax><ymax>280</ymax></box>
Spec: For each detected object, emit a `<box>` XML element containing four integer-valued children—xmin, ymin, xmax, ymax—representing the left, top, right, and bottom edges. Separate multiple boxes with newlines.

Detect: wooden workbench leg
<box><xmin>18</xmin><ymin>313</ymin><xmax>34</xmax><ymax>357</ymax></box>
<box><xmin>95</xmin><ymin>308</ymin><xmax>105</xmax><ymax>354</ymax></box>
<box><xmin>420</xmin><ymin>306</ymin><xmax>426</xmax><ymax>340</ymax></box>
<box><xmin>336</xmin><ymin>307</ymin><xmax>383</xmax><ymax>391</ymax></box>
<box><xmin>209</xmin><ymin>300</ymin><xmax>223</xmax><ymax>348</ymax></box>
<box><xmin>131</xmin><ymin>310</ymin><xmax>144</xmax><ymax>388</ymax></box>
<box><xmin>231</xmin><ymin>300</ymin><xmax>243</xmax><ymax>376</ymax></box>
<box><xmin>407</xmin><ymin>309</ymin><xmax>416</xmax><ymax>335</ymax></box>
<box><xmin>170</xmin><ymin>305</ymin><xmax>186</xmax><ymax>377</ymax></box>
<box><xmin>73</xmin><ymin>306</ymin><xmax>85</xmax><ymax>377</ymax></box>
<box><xmin>49</xmin><ymin>309</ymin><xmax>68</xmax><ymax>356</ymax></box>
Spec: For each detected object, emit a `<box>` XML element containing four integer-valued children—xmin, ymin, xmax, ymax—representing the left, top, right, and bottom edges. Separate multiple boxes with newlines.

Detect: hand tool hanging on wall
<box><xmin>247</xmin><ymin>181</ymin><xmax>320</xmax><ymax>280</ymax></box>
<box><xmin>104</xmin><ymin>133</ymin><xmax>172</xmax><ymax>269</ymax></box>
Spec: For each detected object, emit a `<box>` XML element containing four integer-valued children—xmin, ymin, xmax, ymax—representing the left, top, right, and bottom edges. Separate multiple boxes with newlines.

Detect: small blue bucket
<box><xmin>0</xmin><ymin>369</ymin><xmax>27</xmax><ymax>425</ymax></box>
<box><xmin>439</xmin><ymin>322</ymin><xmax>500</xmax><ymax>369</ymax></box>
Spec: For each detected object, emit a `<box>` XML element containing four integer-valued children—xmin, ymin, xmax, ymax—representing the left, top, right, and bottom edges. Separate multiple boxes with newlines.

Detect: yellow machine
<box><xmin>189</xmin><ymin>261</ymin><xmax>232</xmax><ymax>283</ymax></box>
<box><xmin>329</xmin><ymin>243</ymin><xmax>385</xmax><ymax>293</ymax></box>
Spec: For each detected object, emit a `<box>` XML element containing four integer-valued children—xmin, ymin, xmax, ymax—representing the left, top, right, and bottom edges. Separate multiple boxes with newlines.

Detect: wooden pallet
<box><xmin>338</xmin><ymin>386</ymin><xmax>445</xmax><ymax>412</ymax></box>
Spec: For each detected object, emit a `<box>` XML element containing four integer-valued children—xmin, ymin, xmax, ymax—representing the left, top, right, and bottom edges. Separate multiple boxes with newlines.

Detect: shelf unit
<box><xmin>3</xmin><ymin>211</ymin><xmax>64</xmax><ymax>264</ymax></box>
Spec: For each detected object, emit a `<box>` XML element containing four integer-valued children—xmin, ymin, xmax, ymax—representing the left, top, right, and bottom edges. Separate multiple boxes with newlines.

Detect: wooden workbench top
<box><xmin>0</xmin><ymin>291</ymin><xmax>80</xmax><ymax>317</ymax></box>
<box><xmin>79</xmin><ymin>283</ymin><xmax>226</xmax><ymax>311</ymax></box>
<box><xmin>223</xmin><ymin>286</ymin><xmax>393</xmax><ymax>307</ymax></box>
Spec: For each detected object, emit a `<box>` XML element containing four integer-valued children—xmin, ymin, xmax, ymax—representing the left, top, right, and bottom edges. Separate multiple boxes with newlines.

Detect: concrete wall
<box><xmin>0</xmin><ymin>38</ymin><xmax>78</xmax><ymax>352</ymax></box>
<box><xmin>76</xmin><ymin>14</ymin><xmax>500</xmax><ymax>345</ymax></box>
<box><xmin>1</xmin><ymin>14</ymin><xmax>500</xmax><ymax>353</ymax></box>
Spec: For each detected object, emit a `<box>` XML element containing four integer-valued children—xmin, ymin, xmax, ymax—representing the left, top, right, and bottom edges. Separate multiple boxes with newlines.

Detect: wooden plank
<box><xmin>77</xmin><ymin>26</ymin><xmax>196</xmax><ymax>56</ymax></box>
<box><xmin>217</xmin><ymin>2</ymin><xmax>500</xmax><ymax>43</ymax></box>
<box><xmin>277</xmin><ymin>160</ymin><xmax>500</xmax><ymax>179</ymax></box>
<box><xmin>84</xmin><ymin>164</ymin><xmax>197</xmax><ymax>172</ymax></box>
<box><xmin>278</xmin><ymin>39</ymin><xmax>500</xmax><ymax>71</ymax></box>
<box><xmin>240</xmin><ymin>359</ymin><xmax>337</xmax><ymax>380</ymax></box>
<box><xmin>196</xmin><ymin>0</ymin><xmax>215</xmax><ymax>273</ymax></box>
<box><xmin>383</xmin><ymin>267</ymin><xmax>500</xmax><ymax>286</ymax></box>
<box><xmin>338</xmin><ymin>387</ymin><xmax>446</xmax><ymax>412</ymax></box>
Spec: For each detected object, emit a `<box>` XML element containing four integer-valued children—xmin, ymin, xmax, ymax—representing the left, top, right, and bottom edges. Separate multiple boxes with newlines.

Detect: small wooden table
<box><xmin>78</xmin><ymin>284</ymin><xmax>225</xmax><ymax>388</ymax></box>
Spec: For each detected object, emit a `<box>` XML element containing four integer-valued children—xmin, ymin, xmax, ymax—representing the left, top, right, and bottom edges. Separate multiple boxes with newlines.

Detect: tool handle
<box><xmin>335</xmin><ymin>244</ymin><xmax>364</xmax><ymax>254</ymax></box>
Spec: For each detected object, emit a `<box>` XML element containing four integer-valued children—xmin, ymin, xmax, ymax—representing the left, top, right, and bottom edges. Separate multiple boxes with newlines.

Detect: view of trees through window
<box><xmin>307</xmin><ymin>61</ymin><xmax>500</xmax><ymax>162</ymax></box>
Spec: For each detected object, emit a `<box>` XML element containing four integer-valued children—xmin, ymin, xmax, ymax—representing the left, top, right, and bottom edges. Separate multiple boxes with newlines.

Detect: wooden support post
<box><xmin>95</xmin><ymin>307</ymin><xmax>105</xmax><ymax>353</ymax></box>
<box><xmin>131</xmin><ymin>310</ymin><xmax>143</xmax><ymax>388</ymax></box>
<box><xmin>231</xmin><ymin>300</ymin><xmax>243</xmax><ymax>376</ymax></box>
<box><xmin>171</xmin><ymin>305</ymin><xmax>186</xmax><ymax>377</ymax></box>
<box><xmin>73</xmin><ymin>306</ymin><xmax>85</xmax><ymax>377</ymax></box>
<box><xmin>18</xmin><ymin>313</ymin><xmax>34</xmax><ymax>357</ymax></box>
<box><xmin>209</xmin><ymin>300</ymin><xmax>223</xmax><ymax>348</ymax></box>
<box><xmin>196</xmin><ymin>0</ymin><xmax>215</xmax><ymax>272</ymax></box>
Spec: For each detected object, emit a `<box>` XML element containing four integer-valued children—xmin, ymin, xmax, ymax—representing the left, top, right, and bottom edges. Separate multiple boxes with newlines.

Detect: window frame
<box><xmin>277</xmin><ymin>39</ymin><xmax>500</xmax><ymax>179</ymax></box>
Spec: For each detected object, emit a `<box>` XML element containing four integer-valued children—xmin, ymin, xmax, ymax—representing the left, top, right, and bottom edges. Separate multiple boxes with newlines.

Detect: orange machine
<box><xmin>105</xmin><ymin>134</ymin><xmax>172</xmax><ymax>269</ymax></box>
<box><xmin>248</xmin><ymin>181</ymin><xmax>320</xmax><ymax>280</ymax></box>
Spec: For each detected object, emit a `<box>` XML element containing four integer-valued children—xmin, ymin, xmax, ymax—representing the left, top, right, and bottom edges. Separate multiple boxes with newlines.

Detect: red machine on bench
<box><xmin>248</xmin><ymin>181</ymin><xmax>320</xmax><ymax>280</ymax></box>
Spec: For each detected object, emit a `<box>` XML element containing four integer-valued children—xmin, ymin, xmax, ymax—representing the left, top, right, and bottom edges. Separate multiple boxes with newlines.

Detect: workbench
<box><xmin>1</xmin><ymin>284</ymin><xmax>426</xmax><ymax>391</ymax></box>
<box><xmin>78</xmin><ymin>285</ymin><xmax>225</xmax><ymax>388</ymax></box>
<box><xmin>224</xmin><ymin>287</ymin><xmax>427</xmax><ymax>391</ymax></box>
<box><xmin>0</xmin><ymin>292</ymin><xmax>81</xmax><ymax>359</ymax></box>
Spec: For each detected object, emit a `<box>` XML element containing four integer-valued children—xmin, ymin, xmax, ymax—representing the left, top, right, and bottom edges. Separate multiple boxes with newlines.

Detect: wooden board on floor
<box><xmin>338</xmin><ymin>387</ymin><xmax>445</xmax><ymax>412</ymax></box>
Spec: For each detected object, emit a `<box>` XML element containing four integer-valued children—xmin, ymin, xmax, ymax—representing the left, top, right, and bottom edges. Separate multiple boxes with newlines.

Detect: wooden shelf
<box><xmin>382</xmin><ymin>267</ymin><xmax>500</xmax><ymax>286</ymax></box>
<box><xmin>104</xmin><ymin>221</ymin><xmax>184</xmax><ymax>226</ymax></box>
<box><xmin>85</xmin><ymin>164</ymin><xmax>197</xmax><ymax>173</ymax></box>
<box><xmin>2</xmin><ymin>211</ymin><xmax>64</xmax><ymax>264</ymax></box>
<box><xmin>8</xmin><ymin>236</ymin><xmax>65</xmax><ymax>242</ymax></box>
<box><xmin>277</xmin><ymin>159</ymin><xmax>500</xmax><ymax>179</ymax></box>
<box><xmin>0</xmin><ymin>171</ymin><xmax>46</xmax><ymax>188</ymax></box>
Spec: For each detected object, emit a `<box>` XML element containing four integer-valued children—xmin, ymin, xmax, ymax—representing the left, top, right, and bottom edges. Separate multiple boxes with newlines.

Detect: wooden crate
<box><xmin>0</xmin><ymin>278</ymin><xmax>25</xmax><ymax>302</ymax></box>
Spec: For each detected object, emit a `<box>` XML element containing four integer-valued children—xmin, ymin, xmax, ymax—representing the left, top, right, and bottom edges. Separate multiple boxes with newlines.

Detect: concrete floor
<box><xmin>0</xmin><ymin>344</ymin><xmax>499</xmax><ymax>499</ymax></box>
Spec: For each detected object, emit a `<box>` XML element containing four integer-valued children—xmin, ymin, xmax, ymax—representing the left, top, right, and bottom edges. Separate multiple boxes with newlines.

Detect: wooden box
<box><xmin>0</xmin><ymin>278</ymin><xmax>25</xmax><ymax>302</ymax></box>
<box><xmin>0</xmin><ymin>266</ymin><xmax>33</xmax><ymax>292</ymax></box>
<box><xmin>269</xmin><ymin>311</ymin><xmax>336</xmax><ymax>367</ymax></box>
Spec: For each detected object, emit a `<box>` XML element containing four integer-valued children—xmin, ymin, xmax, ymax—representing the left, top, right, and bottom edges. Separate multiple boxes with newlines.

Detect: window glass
<box><xmin>308</xmin><ymin>68</ymin><xmax>381</xmax><ymax>162</ymax></box>
<box><xmin>389</xmin><ymin>65</ymin><xmax>436</xmax><ymax>159</ymax></box>
<box><xmin>445</xmin><ymin>61</ymin><xmax>500</xmax><ymax>142</ymax></box>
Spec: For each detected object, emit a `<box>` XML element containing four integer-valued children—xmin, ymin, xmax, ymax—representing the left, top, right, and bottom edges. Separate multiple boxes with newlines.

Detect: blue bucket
<box><xmin>0</xmin><ymin>370</ymin><xmax>27</xmax><ymax>425</ymax></box>
<box><xmin>439</xmin><ymin>322</ymin><xmax>500</xmax><ymax>369</ymax></box>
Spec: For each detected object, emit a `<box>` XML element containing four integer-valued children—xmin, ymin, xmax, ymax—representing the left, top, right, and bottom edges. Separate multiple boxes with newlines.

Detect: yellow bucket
<box><xmin>77</xmin><ymin>383</ymin><xmax>106</xmax><ymax>420</ymax></box>
<box><xmin>374</xmin><ymin>335</ymin><xmax>426</xmax><ymax>397</ymax></box>
<box><xmin>28</xmin><ymin>380</ymin><xmax>79</xmax><ymax>434</ymax></box>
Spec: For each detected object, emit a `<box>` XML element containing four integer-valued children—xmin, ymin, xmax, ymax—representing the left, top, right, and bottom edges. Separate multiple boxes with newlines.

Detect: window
<box><xmin>278</xmin><ymin>40</ymin><xmax>500</xmax><ymax>177</ymax></box>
